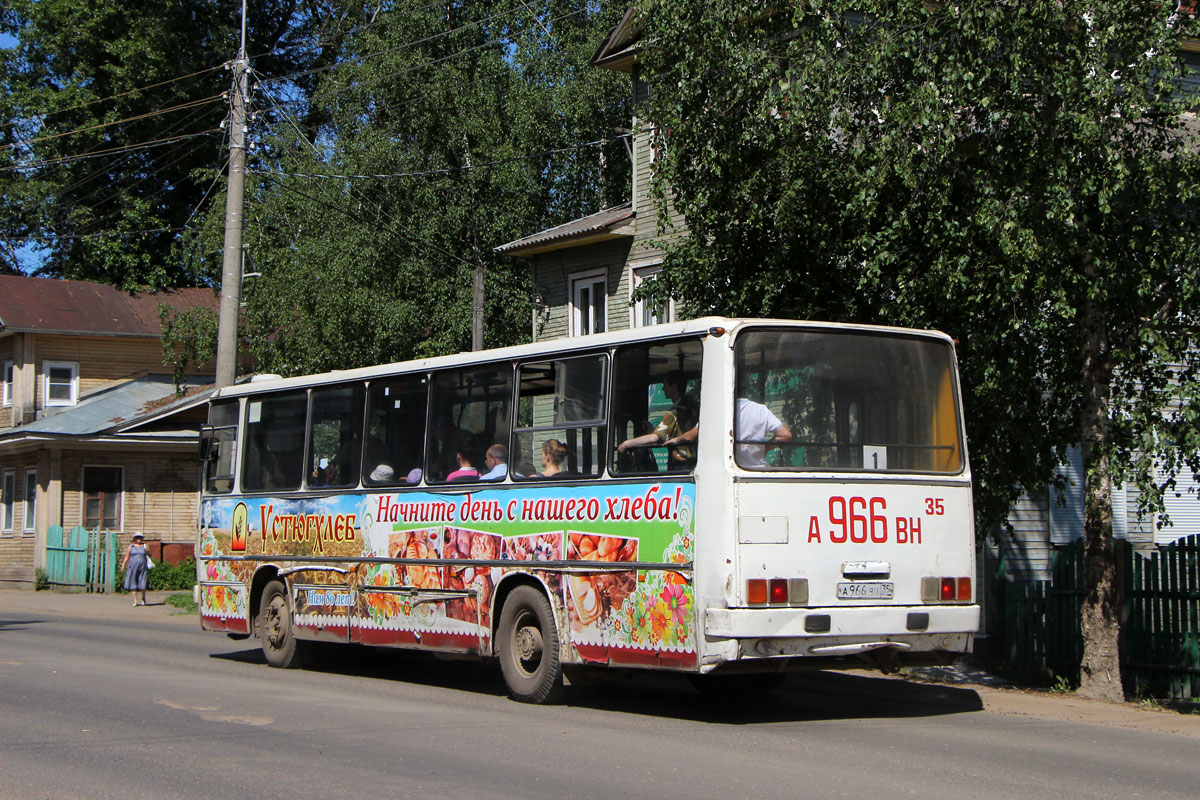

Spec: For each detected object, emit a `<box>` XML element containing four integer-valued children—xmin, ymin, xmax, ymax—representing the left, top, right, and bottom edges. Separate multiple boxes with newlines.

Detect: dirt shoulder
<box><xmin>888</xmin><ymin>665</ymin><xmax>1200</xmax><ymax>738</ymax></box>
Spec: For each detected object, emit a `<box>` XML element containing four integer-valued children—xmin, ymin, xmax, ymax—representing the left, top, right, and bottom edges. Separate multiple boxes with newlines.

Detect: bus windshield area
<box><xmin>734</xmin><ymin>328</ymin><xmax>963</xmax><ymax>473</ymax></box>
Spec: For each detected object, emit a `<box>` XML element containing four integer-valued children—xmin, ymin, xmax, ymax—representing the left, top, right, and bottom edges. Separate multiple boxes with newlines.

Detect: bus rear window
<box><xmin>734</xmin><ymin>329</ymin><xmax>963</xmax><ymax>474</ymax></box>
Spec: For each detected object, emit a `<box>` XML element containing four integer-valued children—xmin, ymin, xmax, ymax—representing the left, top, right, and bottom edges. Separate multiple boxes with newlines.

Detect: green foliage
<box><xmin>165</xmin><ymin>592</ymin><xmax>199</xmax><ymax>615</ymax></box>
<box><xmin>159</xmin><ymin>304</ymin><xmax>218</xmax><ymax>392</ymax></box>
<box><xmin>34</xmin><ymin>567</ymin><xmax>48</xmax><ymax>591</ymax></box>
<box><xmin>148</xmin><ymin>557</ymin><xmax>197</xmax><ymax>591</ymax></box>
<box><xmin>0</xmin><ymin>0</ymin><xmax>379</xmax><ymax>286</ymax></box>
<box><xmin>638</xmin><ymin>0</ymin><xmax>1200</xmax><ymax>535</ymax></box>
<box><xmin>117</xmin><ymin>557</ymin><xmax>196</xmax><ymax>592</ymax></box>
<box><xmin>232</xmin><ymin>1</ymin><xmax>632</xmax><ymax>371</ymax></box>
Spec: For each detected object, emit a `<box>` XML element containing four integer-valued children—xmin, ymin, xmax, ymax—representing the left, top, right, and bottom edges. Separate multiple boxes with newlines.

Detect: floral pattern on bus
<box><xmin>571</xmin><ymin>530</ymin><xmax>695</xmax><ymax>652</ymax></box>
<box><xmin>201</xmin><ymin>583</ymin><xmax>245</xmax><ymax>619</ymax></box>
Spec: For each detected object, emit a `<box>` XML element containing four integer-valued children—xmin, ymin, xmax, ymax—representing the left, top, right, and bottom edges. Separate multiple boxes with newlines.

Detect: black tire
<box><xmin>496</xmin><ymin>585</ymin><xmax>565</xmax><ymax>704</ymax></box>
<box><xmin>259</xmin><ymin>579</ymin><xmax>306</xmax><ymax>669</ymax></box>
<box><xmin>687</xmin><ymin>671</ymin><xmax>785</xmax><ymax>701</ymax></box>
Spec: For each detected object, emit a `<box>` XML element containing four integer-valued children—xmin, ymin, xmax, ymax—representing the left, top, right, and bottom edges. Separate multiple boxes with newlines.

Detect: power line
<box><xmin>1</xmin><ymin>63</ymin><xmax>227</xmax><ymax>129</ymax></box>
<box><xmin>0</xmin><ymin>130</ymin><xmax>222</xmax><ymax>172</ymax></box>
<box><xmin>3</xmin><ymin>95</ymin><xmax>224</xmax><ymax>151</ymax></box>
<box><xmin>253</xmin><ymin>3</ymin><xmax>590</xmax><ymax>121</ymax></box>
<box><xmin>248</xmin><ymin>132</ymin><xmax>631</xmax><ymax>181</ymax></box>
<box><xmin>256</xmin><ymin>2</ymin><xmax>543</xmax><ymax>89</ymax></box>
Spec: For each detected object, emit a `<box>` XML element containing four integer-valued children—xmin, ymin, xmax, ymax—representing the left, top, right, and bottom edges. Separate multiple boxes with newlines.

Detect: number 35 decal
<box><xmin>925</xmin><ymin>498</ymin><xmax>945</xmax><ymax>516</ymax></box>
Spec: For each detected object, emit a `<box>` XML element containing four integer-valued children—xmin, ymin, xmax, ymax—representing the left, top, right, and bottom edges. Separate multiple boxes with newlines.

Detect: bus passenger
<box><xmin>481</xmin><ymin>443</ymin><xmax>508</xmax><ymax>481</ymax></box>
<box><xmin>538</xmin><ymin>439</ymin><xmax>568</xmax><ymax>477</ymax></box>
<box><xmin>736</xmin><ymin>397</ymin><xmax>793</xmax><ymax>467</ymax></box>
<box><xmin>447</xmin><ymin>438</ymin><xmax>482</xmax><ymax>482</ymax></box>
<box><xmin>617</xmin><ymin>371</ymin><xmax>698</xmax><ymax>467</ymax></box>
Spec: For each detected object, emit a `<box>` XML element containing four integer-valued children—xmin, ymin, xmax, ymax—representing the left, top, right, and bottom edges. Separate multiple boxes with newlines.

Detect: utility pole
<box><xmin>215</xmin><ymin>1</ymin><xmax>249</xmax><ymax>387</ymax></box>
<box><xmin>472</xmin><ymin>259</ymin><xmax>484</xmax><ymax>351</ymax></box>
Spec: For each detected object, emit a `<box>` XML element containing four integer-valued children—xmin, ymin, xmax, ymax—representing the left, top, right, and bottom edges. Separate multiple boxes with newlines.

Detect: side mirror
<box><xmin>198</xmin><ymin>435</ymin><xmax>215</xmax><ymax>462</ymax></box>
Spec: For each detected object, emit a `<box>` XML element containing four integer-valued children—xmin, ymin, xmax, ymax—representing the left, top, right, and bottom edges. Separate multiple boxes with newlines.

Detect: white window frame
<box><xmin>23</xmin><ymin>469</ymin><xmax>37</xmax><ymax>534</ymax></box>
<box><xmin>2</xmin><ymin>360</ymin><xmax>12</xmax><ymax>407</ymax></box>
<box><xmin>22</xmin><ymin>472</ymin><xmax>36</xmax><ymax>534</ymax></box>
<box><xmin>44</xmin><ymin>360</ymin><xmax>79</xmax><ymax>407</ymax></box>
<box><xmin>2</xmin><ymin>470</ymin><xmax>13</xmax><ymax>534</ymax></box>
<box><xmin>569</xmin><ymin>270</ymin><xmax>607</xmax><ymax>338</ymax></box>
<box><xmin>631</xmin><ymin>264</ymin><xmax>675</xmax><ymax>328</ymax></box>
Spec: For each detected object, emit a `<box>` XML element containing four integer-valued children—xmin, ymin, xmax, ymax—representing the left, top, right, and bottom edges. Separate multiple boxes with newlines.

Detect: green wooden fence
<box><xmin>1125</xmin><ymin>535</ymin><xmax>1200</xmax><ymax>700</ymax></box>
<box><xmin>43</xmin><ymin>525</ymin><xmax>117</xmax><ymax>593</ymax></box>
<box><xmin>999</xmin><ymin>535</ymin><xmax>1200</xmax><ymax>699</ymax></box>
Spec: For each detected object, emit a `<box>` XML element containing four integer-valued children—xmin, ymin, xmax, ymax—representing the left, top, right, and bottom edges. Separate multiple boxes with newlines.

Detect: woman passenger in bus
<box><xmin>447</xmin><ymin>438</ymin><xmax>482</xmax><ymax>482</ymax></box>
<box><xmin>537</xmin><ymin>438</ymin><xmax>569</xmax><ymax>477</ymax></box>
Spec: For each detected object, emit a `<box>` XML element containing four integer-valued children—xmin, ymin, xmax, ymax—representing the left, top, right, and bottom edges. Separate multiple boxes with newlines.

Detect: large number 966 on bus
<box><xmin>196</xmin><ymin>318</ymin><xmax>979</xmax><ymax>703</ymax></box>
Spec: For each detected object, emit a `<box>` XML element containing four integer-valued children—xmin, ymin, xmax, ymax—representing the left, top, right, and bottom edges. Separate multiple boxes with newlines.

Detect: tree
<box><xmin>222</xmin><ymin>0</ymin><xmax>631</xmax><ymax>372</ymax></box>
<box><xmin>0</xmin><ymin>0</ymin><xmax>363</xmax><ymax>287</ymax></box>
<box><xmin>637</xmin><ymin>0</ymin><xmax>1200</xmax><ymax>701</ymax></box>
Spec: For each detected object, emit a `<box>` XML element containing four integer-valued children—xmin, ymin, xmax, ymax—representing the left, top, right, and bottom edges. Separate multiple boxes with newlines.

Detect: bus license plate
<box><xmin>837</xmin><ymin>582</ymin><xmax>894</xmax><ymax>600</ymax></box>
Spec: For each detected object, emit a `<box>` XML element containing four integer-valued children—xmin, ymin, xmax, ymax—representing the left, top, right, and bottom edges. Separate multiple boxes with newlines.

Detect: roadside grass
<box><xmin>166</xmin><ymin>592</ymin><xmax>198</xmax><ymax>615</ymax></box>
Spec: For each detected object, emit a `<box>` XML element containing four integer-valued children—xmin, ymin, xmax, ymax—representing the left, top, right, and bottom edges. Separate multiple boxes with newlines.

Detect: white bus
<box><xmin>197</xmin><ymin>318</ymin><xmax>978</xmax><ymax>703</ymax></box>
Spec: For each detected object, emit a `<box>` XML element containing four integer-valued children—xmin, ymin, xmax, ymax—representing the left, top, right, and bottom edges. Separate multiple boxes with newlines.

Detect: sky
<box><xmin>0</xmin><ymin>31</ymin><xmax>40</xmax><ymax>274</ymax></box>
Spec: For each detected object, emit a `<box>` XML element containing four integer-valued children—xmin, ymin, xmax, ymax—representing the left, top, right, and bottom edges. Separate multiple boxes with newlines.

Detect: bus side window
<box><xmin>513</xmin><ymin>355</ymin><xmax>607</xmax><ymax>479</ymax></box>
<box><xmin>364</xmin><ymin>375</ymin><xmax>429</xmax><ymax>487</ymax></box>
<box><xmin>308</xmin><ymin>384</ymin><xmax>365</xmax><ymax>489</ymax></box>
<box><xmin>243</xmin><ymin>391</ymin><xmax>307</xmax><ymax>493</ymax></box>
<box><xmin>611</xmin><ymin>338</ymin><xmax>703</xmax><ymax>475</ymax></box>
<box><xmin>202</xmin><ymin>399</ymin><xmax>238</xmax><ymax>494</ymax></box>
<box><xmin>427</xmin><ymin>365</ymin><xmax>512</xmax><ymax>484</ymax></box>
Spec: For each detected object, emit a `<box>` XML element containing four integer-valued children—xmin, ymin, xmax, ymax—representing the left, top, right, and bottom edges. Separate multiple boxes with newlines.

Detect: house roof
<box><xmin>494</xmin><ymin>202</ymin><xmax>635</xmax><ymax>257</ymax></box>
<box><xmin>0</xmin><ymin>275</ymin><xmax>219</xmax><ymax>338</ymax></box>
<box><xmin>0</xmin><ymin>374</ymin><xmax>212</xmax><ymax>439</ymax></box>
<box><xmin>590</xmin><ymin>6</ymin><xmax>640</xmax><ymax>72</ymax></box>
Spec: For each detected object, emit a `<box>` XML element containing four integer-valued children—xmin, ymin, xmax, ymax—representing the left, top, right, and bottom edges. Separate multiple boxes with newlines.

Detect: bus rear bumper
<box><xmin>705</xmin><ymin>604</ymin><xmax>979</xmax><ymax>661</ymax></box>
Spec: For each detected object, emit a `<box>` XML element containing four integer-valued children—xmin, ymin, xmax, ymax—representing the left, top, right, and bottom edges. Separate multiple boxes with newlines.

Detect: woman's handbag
<box><xmin>145</xmin><ymin>555</ymin><xmax>155</xmax><ymax>569</ymax></box>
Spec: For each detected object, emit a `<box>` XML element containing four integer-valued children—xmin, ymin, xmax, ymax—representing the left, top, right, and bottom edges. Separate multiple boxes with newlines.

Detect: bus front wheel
<box><xmin>259</xmin><ymin>580</ymin><xmax>305</xmax><ymax>669</ymax></box>
<box><xmin>497</xmin><ymin>586</ymin><xmax>565</xmax><ymax>704</ymax></box>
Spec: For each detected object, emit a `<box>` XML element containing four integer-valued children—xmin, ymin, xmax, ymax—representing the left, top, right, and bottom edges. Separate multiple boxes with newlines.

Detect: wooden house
<box><xmin>0</xmin><ymin>276</ymin><xmax>220</xmax><ymax>588</ymax></box>
<box><xmin>496</xmin><ymin>7</ymin><xmax>684</xmax><ymax>341</ymax></box>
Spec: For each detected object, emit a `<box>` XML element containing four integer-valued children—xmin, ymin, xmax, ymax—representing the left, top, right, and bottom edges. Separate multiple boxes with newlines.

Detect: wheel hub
<box><xmin>515</xmin><ymin>624</ymin><xmax>543</xmax><ymax>664</ymax></box>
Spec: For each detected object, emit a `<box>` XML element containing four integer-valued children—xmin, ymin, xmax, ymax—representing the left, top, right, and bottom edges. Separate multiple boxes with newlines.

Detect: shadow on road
<box><xmin>209</xmin><ymin>642</ymin><xmax>983</xmax><ymax>723</ymax></box>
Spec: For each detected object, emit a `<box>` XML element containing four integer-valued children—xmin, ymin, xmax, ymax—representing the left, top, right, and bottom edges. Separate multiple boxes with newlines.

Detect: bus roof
<box><xmin>212</xmin><ymin>317</ymin><xmax>954</xmax><ymax>399</ymax></box>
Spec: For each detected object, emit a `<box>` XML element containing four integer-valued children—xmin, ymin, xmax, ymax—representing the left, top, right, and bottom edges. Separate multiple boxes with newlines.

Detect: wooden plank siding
<box><xmin>0</xmin><ymin>337</ymin><xmax>12</xmax><ymax>429</ymax></box>
<box><xmin>58</xmin><ymin>452</ymin><xmax>199</xmax><ymax>546</ymax></box>
<box><xmin>531</xmin><ymin>239</ymin><xmax>633</xmax><ymax>342</ymax></box>
<box><xmin>0</xmin><ymin>452</ymin><xmax>39</xmax><ymax>585</ymax></box>
<box><xmin>34</xmin><ymin>334</ymin><xmax>175</xmax><ymax>409</ymax></box>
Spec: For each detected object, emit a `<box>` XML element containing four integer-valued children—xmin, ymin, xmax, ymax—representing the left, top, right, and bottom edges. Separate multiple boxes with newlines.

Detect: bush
<box><xmin>34</xmin><ymin>568</ymin><xmax>48</xmax><ymax>591</ymax></box>
<box><xmin>115</xmin><ymin>557</ymin><xmax>197</xmax><ymax>593</ymax></box>
<box><xmin>149</xmin><ymin>557</ymin><xmax>197</xmax><ymax>591</ymax></box>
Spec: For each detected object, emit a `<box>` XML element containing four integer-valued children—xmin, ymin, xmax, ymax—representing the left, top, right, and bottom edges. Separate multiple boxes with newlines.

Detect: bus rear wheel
<box><xmin>259</xmin><ymin>579</ymin><xmax>305</xmax><ymax>669</ymax></box>
<box><xmin>497</xmin><ymin>586</ymin><xmax>565</xmax><ymax>704</ymax></box>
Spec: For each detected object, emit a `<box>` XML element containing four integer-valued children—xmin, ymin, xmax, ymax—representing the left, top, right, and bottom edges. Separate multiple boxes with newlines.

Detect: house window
<box><xmin>2</xmin><ymin>360</ymin><xmax>12</xmax><ymax>407</ymax></box>
<box><xmin>570</xmin><ymin>271</ymin><xmax>607</xmax><ymax>337</ymax></box>
<box><xmin>44</xmin><ymin>361</ymin><xmax>79</xmax><ymax>407</ymax></box>
<box><xmin>2</xmin><ymin>470</ymin><xmax>13</xmax><ymax>533</ymax></box>
<box><xmin>632</xmin><ymin>265</ymin><xmax>674</xmax><ymax>328</ymax></box>
<box><xmin>23</xmin><ymin>470</ymin><xmax>36</xmax><ymax>534</ymax></box>
<box><xmin>83</xmin><ymin>466</ymin><xmax>122</xmax><ymax>531</ymax></box>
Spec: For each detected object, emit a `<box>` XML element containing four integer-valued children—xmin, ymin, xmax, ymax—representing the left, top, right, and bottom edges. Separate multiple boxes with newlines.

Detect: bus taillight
<box><xmin>922</xmin><ymin>577</ymin><xmax>972</xmax><ymax>603</ymax></box>
<box><xmin>747</xmin><ymin>578</ymin><xmax>808</xmax><ymax>606</ymax></box>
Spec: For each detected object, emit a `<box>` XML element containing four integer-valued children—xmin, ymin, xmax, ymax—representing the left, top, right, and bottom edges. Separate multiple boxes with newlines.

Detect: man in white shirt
<box><xmin>481</xmin><ymin>443</ymin><xmax>509</xmax><ymax>481</ymax></box>
<box><xmin>736</xmin><ymin>398</ymin><xmax>793</xmax><ymax>468</ymax></box>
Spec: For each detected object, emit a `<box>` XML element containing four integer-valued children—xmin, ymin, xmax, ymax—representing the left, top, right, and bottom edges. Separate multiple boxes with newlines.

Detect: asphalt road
<box><xmin>1</xmin><ymin>590</ymin><xmax>1197</xmax><ymax>800</ymax></box>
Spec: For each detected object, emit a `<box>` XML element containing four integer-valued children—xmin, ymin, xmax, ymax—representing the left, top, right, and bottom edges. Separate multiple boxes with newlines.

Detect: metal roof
<box><xmin>0</xmin><ymin>275</ymin><xmax>219</xmax><ymax>338</ymax></box>
<box><xmin>590</xmin><ymin>5</ymin><xmax>639</xmax><ymax>72</ymax></box>
<box><xmin>0</xmin><ymin>375</ymin><xmax>211</xmax><ymax>438</ymax></box>
<box><xmin>494</xmin><ymin>203</ymin><xmax>634</xmax><ymax>256</ymax></box>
